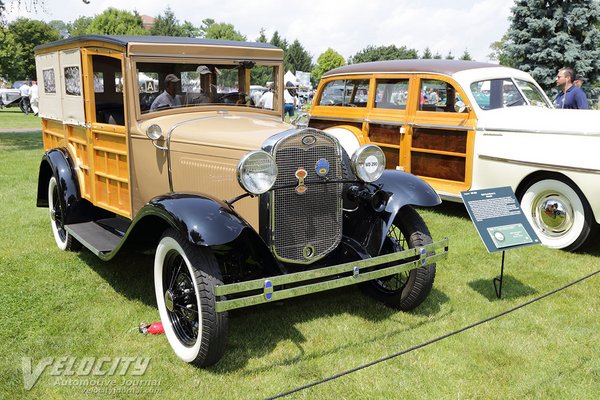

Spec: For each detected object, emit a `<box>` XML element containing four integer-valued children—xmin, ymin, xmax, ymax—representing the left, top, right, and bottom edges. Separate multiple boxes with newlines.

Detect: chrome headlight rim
<box><xmin>351</xmin><ymin>144</ymin><xmax>386</xmax><ymax>183</ymax></box>
<box><xmin>146</xmin><ymin>124</ymin><xmax>163</xmax><ymax>141</ymax></box>
<box><xmin>236</xmin><ymin>150</ymin><xmax>278</xmax><ymax>195</ymax></box>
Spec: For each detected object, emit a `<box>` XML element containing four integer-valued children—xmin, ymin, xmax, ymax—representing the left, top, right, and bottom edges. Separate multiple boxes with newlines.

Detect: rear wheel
<box><xmin>519</xmin><ymin>177</ymin><xmax>595</xmax><ymax>251</ymax></box>
<box><xmin>363</xmin><ymin>206</ymin><xmax>436</xmax><ymax>310</ymax></box>
<box><xmin>48</xmin><ymin>176</ymin><xmax>80</xmax><ymax>251</ymax></box>
<box><xmin>154</xmin><ymin>229</ymin><xmax>228</xmax><ymax>367</ymax></box>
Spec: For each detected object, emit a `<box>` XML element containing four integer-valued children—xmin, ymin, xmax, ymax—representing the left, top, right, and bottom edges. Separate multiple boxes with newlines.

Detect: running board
<box><xmin>65</xmin><ymin>221</ymin><xmax>124</xmax><ymax>256</ymax></box>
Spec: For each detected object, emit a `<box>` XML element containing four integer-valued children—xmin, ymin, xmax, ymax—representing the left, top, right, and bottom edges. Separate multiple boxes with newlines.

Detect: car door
<box><xmin>364</xmin><ymin>75</ymin><xmax>415</xmax><ymax>170</ymax></box>
<box><xmin>406</xmin><ymin>75</ymin><xmax>477</xmax><ymax>195</ymax></box>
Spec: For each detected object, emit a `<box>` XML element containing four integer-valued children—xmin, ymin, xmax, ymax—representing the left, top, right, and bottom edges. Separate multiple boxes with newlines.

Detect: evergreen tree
<box><xmin>422</xmin><ymin>47</ymin><xmax>433</xmax><ymax>59</ymax></box>
<box><xmin>269</xmin><ymin>30</ymin><xmax>288</xmax><ymax>51</ymax></box>
<box><xmin>256</xmin><ymin>28</ymin><xmax>268</xmax><ymax>43</ymax></box>
<box><xmin>348</xmin><ymin>44</ymin><xmax>418</xmax><ymax>64</ymax></box>
<box><xmin>285</xmin><ymin>39</ymin><xmax>312</xmax><ymax>73</ymax></box>
<box><xmin>311</xmin><ymin>48</ymin><xmax>345</xmax><ymax>83</ymax></box>
<box><xmin>433</xmin><ymin>52</ymin><xmax>442</xmax><ymax>59</ymax></box>
<box><xmin>459</xmin><ymin>49</ymin><xmax>473</xmax><ymax>61</ymax></box>
<box><xmin>445</xmin><ymin>51</ymin><xmax>455</xmax><ymax>60</ymax></box>
<box><xmin>151</xmin><ymin>7</ymin><xmax>185</xmax><ymax>37</ymax></box>
<box><xmin>504</xmin><ymin>0</ymin><xmax>600</xmax><ymax>93</ymax></box>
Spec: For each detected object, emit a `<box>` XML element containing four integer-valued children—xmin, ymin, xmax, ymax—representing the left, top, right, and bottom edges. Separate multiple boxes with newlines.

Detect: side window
<box><xmin>470</xmin><ymin>79</ymin><xmax>531</xmax><ymax>110</ymax></box>
<box><xmin>318</xmin><ymin>79</ymin><xmax>369</xmax><ymax>107</ymax></box>
<box><xmin>375</xmin><ymin>79</ymin><xmax>408</xmax><ymax>109</ymax></box>
<box><xmin>91</xmin><ymin>55</ymin><xmax>125</xmax><ymax>125</ymax></box>
<box><xmin>419</xmin><ymin>79</ymin><xmax>466</xmax><ymax>113</ymax></box>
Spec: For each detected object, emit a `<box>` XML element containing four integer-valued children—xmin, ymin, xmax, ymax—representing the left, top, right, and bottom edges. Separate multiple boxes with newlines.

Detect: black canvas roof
<box><xmin>35</xmin><ymin>34</ymin><xmax>279</xmax><ymax>52</ymax></box>
<box><xmin>323</xmin><ymin>59</ymin><xmax>499</xmax><ymax>77</ymax></box>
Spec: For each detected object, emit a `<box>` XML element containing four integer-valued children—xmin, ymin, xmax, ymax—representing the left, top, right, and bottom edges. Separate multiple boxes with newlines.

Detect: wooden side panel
<box><xmin>66</xmin><ymin>125</ymin><xmax>92</xmax><ymax>200</ymax></box>
<box><xmin>42</xmin><ymin>119</ymin><xmax>66</xmax><ymax>151</ymax></box>
<box><xmin>93</xmin><ymin>127</ymin><xmax>130</xmax><ymax>216</ymax></box>
<box><xmin>412</xmin><ymin>128</ymin><xmax>467</xmax><ymax>153</ymax></box>
<box><xmin>410</xmin><ymin>152</ymin><xmax>466</xmax><ymax>182</ymax></box>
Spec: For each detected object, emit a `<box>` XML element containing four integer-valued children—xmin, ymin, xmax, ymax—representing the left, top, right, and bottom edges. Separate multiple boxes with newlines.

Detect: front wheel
<box><xmin>362</xmin><ymin>206</ymin><xmax>436</xmax><ymax>311</ymax></box>
<box><xmin>154</xmin><ymin>229</ymin><xmax>228</xmax><ymax>367</ymax></box>
<box><xmin>48</xmin><ymin>176</ymin><xmax>80</xmax><ymax>251</ymax></box>
<box><xmin>519</xmin><ymin>178</ymin><xmax>595</xmax><ymax>251</ymax></box>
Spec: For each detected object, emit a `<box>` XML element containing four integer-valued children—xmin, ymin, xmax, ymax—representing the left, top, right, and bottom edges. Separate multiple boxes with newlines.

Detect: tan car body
<box><xmin>35</xmin><ymin>35</ymin><xmax>285</xmax><ymax>228</ymax></box>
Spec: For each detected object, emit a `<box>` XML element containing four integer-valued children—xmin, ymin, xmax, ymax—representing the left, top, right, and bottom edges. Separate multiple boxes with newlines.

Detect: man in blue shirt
<box><xmin>554</xmin><ymin>67</ymin><xmax>588</xmax><ymax>109</ymax></box>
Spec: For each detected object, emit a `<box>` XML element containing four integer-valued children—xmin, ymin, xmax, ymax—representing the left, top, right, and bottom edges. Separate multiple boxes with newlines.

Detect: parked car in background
<box><xmin>0</xmin><ymin>88</ymin><xmax>23</xmax><ymax>109</ymax></box>
<box><xmin>309</xmin><ymin>59</ymin><xmax>600</xmax><ymax>251</ymax></box>
<box><xmin>34</xmin><ymin>36</ymin><xmax>448</xmax><ymax>367</ymax></box>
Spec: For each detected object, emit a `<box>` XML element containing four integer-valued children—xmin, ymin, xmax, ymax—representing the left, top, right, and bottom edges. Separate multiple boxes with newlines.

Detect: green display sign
<box><xmin>461</xmin><ymin>187</ymin><xmax>540</xmax><ymax>253</ymax></box>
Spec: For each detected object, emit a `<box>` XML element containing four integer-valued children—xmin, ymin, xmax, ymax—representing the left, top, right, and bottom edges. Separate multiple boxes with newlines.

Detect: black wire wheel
<box><xmin>47</xmin><ymin>176</ymin><xmax>80</xmax><ymax>251</ymax></box>
<box><xmin>362</xmin><ymin>206</ymin><xmax>436</xmax><ymax>311</ymax></box>
<box><xmin>154</xmin><ymin>228</ymin><xmax>228</xmax><ymax>367</ymax></box>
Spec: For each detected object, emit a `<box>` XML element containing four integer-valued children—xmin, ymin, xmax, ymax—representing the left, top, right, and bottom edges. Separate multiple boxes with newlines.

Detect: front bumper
<box><xmin>214</xmin><ymin>237</ymin><xmax>449</xmax><ymax>312</ymax></box>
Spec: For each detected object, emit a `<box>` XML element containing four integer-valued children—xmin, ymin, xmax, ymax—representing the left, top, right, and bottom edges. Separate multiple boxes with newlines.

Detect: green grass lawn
<box><xmin>0</xmin><ymin>131</ymin><xmax>598</xmax><ymax>399</ymax></box>
<box><xmin>0</xmin><ymin>108</ymin><xmax>42</xmax><ymax>130</ymax></box>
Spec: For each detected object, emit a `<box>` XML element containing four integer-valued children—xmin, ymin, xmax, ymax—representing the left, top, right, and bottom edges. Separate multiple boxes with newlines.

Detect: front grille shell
<box><xmin>270</xmin><ymin>129</ymin><xmax>344</xmax><ymax>264</ymax></box>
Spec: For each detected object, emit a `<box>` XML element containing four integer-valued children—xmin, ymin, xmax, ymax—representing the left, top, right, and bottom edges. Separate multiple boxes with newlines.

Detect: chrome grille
<box><xmin>271</xmin><ymin>129</ymin><xmax>343</xmax><ymax>263</ymax></box>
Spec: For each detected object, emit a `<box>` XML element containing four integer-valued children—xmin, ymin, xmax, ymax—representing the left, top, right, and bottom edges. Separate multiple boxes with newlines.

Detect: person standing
<box><xmin>19</xmin><ymin>81</ymin><xmax>31</xmax><ymax>115</ymax></box>
<box><xmin>29</xmin><ymin>80</ymin><xmax>39</xmax><ymax>116</ymax></box>
<box><xmin>258</xmin><ymin>83</ymin><xmax>274</xmax><ymax>110</ymax></box>
<box><xmin>573</xmin><ymin>74</ymin><xmax>586</xmax><ymax>89</ymax></box>
<box><xmin>283</xmin><ymin>81</ymin><xmax>296</xmax><ymax>118</ymax></box>
<box><xmin>554</xmin><ymin>67</ymin><xmax>588</xmax><ymax>109</ymax></box>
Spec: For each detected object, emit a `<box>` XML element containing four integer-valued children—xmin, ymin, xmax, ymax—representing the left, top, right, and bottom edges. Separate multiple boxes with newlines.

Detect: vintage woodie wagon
<box><xmin>34</xmin><ymin>36</ymin><xmax>448</xmax><ymax>367</ymax></box>
<box><xmin>309</xmin><ymin>59</ymin><xmax>600</xmax><ymax>251</ymax></box>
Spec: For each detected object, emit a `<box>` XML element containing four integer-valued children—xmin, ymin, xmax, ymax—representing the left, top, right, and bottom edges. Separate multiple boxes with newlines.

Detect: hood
<box><xmin>141</xmin><ymin>112</ymin><xmax>293</xmax><ymax>151</ymax></box>
<box><xmin>476</xmin><ymin>106</ymin><xmax>600</xmax><ymax>136</ymax></box>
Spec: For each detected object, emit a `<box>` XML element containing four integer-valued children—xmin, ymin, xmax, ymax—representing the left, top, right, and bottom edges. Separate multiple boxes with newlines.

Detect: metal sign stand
<box><xmin>493</xmin><ymin>251</ymin><xmax>506</xmax><ymax>298</ymax></box>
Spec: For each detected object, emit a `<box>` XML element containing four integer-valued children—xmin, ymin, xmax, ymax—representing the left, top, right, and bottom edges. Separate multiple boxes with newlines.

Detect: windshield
<box><xmin>136</xmin><ymin>60</ymin><xmax>280</xmax><ymax>114</ymax></box>
<box><xmin>470</xmin><ymin>78</ymin><xmax>550</xmax><ymax>110</ymax></box>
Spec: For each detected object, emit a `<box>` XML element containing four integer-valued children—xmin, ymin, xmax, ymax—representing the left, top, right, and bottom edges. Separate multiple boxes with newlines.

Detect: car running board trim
<box><xmin>65</xmin><ymin>222</ymin><xmax>123</xmax><ymax>256</ymax></box>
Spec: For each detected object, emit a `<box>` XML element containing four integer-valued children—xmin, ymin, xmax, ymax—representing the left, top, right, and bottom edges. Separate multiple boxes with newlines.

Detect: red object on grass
<box><xmin>139</xmin><ymin>321</ymin><xmax>164</xmax><ymax>335</ymax></box>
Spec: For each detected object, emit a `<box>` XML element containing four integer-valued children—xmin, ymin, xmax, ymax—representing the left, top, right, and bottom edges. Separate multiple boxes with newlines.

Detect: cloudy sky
<box><xmin>6</xmin><ymin>0</ymin><xmax>515</xmax><ymax>63</ymax></box>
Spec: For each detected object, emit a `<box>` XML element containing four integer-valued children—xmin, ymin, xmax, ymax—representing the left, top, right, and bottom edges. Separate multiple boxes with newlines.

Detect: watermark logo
<box><xmin>22</xmin><ymin>356</ymin><xmax>151</xmax><ymax>391</ymax></box>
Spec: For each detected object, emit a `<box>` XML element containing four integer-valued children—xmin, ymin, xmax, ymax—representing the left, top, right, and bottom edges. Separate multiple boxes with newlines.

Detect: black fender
<box><xmin>135</xmin><ymin>193</ymin><xmax>258</xmax><ymax>246</ymax></box>
<box><xmin>131</xmin><ymin>193</ymin><xmax>282</xmax><ymax>277</ymax></box>
<box><xmin>36</xmin><ymin>148</ymin><xmax>91</xmax><ymax>225</ymax></box>
<box><xmin>375</xmin><ymin>170</ymin><xmax>441</xmax><ymax>212</ymax></box>
<box><xmin>345</xmin><ymin>170</ymin><xmax>440</xmax><ymax>256</ymax></box>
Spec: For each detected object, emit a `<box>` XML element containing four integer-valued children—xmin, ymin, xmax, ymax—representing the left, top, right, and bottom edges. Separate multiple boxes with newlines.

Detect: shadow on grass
<box><xmin>422</xmin><ymin>201</ymin><xmax>470</xmax><ymax>220</ymax></box>
<box><xmin>213</xmin><ymin>286</ymin><xmax>451</xmax><ymax>373</ymax></box>
<box><xmin>468</xmin><ymin>274</ymin><xmax>538</xmax><ymax>301</ymax></box>
<box><xmin>76</xmin><ymin>248</ymin><xmax>451</xmax><ymax>372</ymax></box>
<box><xmin>0</xmin><ymin>131</ymin><xmax>43</xmax><ymax>151</ymax></box>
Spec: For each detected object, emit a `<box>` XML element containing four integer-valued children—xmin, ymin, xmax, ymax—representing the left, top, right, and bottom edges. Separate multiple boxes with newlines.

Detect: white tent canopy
<box><xmin>284</xmin><ymin>70</ymin><xmax>299</xmax><ymax>86</ymax></box>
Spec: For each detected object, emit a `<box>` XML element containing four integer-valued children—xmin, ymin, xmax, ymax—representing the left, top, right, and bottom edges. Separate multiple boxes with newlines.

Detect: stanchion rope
<box><xmin>266</xmin><ymin>268</ymin><xmax>600</xmax><ymax>399</ymax></box>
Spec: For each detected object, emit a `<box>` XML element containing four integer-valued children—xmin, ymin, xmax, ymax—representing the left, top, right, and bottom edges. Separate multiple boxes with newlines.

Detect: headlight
<box><xmin>146</xmin><ymin>124</ymin><xmax>163</xmax><ymax>140</ymax></box>
<box><xmin>237</xmin><ymin>150</ymin><xmax>278</xmax><ymax>194</ymax></box>
<box><xmin>351</xmin><ymin>144</ymin><xmax>385</xmax><ymax>182</ymax></box>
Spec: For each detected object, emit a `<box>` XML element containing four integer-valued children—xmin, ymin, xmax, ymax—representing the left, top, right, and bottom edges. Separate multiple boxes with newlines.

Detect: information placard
<box><xmin>461</xmin><ymin>186</ymin><xmax>540</xmax><ymax>253</ymax></box>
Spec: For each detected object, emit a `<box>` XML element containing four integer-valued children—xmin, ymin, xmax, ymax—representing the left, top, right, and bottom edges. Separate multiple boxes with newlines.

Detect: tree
<box><xmin>150</xmin><ymin>7</ymin><xmax>183</xmax><ymax>36</ymax></box>
<box><xmin>269</xmin><ymin>30</ymin><xmax>288</xmax><ymax>51</ymax></box>
<box><xmin>87</xmin><ymin>8</ymin><xmax>147</xmax><ymax>36</ymax></box>
<box><xmin>459</xmin><ymin>49</ymin><xmax>473</xmax><ymax>61</ymax></box>
<box><xmin>504</xmin><ymin>0</ymin><xmax>600</xmax><ymax>93</ymax></box>
<box><xmin>199</xmin><ymin>18</ymin><xmax>245</xmax><ymax>41</ymax></box>
<box><xmin>348</xmin><ymin>44</ymin><xmax>418</xmax><ymax>64</ymax></box>
<box><xmin>311</xmin><ymin>48</ymin><xmax>345</xmax><ymax>83</ymax></box>
<box><xmin>0</xmin><ymin>18</ymin><xmax>59</xmax><ymax>80</ymax></box>
<box><xmin>48</xmin><ymin>19</ymin><xmax>68</xmax><ymax>38</ymax></box>
<box><xmin>488</xmin><ymin>34</ymin><xmax>515</xmax><ymax>66</ymax></box>
<box><xmin>433</xmin><ymin>52</ymin><xmax>442</xmax><ymax>59</ymax></box>
<box><xmin>256</xmin><ymin>28</ymin><xmax>268</xmax><ymax>43</ymax></box>
<box><xmin>68</xmin><ymin>16</ymin><xmax>93</xmax><ymax>37</ymax></box>
<box><xmin>422</xmin><ymin>47</ymin><xmax>433</xmax><ymax>59</ymax></box>
<box><xmin>445</xmin><ymin>51</ymin><xmax>455</xmax><ymax>60</ymax></box>
<box><xmin>285</xmin><ymin>39</ymin><xmax>312</xmax><ymax>73</ymax></box>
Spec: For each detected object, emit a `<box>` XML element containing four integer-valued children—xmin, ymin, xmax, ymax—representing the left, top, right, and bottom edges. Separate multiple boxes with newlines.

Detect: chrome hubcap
<box><xmin>533</xmin><ymin>194</ymin><xmax>573</xmax><ymax>236</ymax></box>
